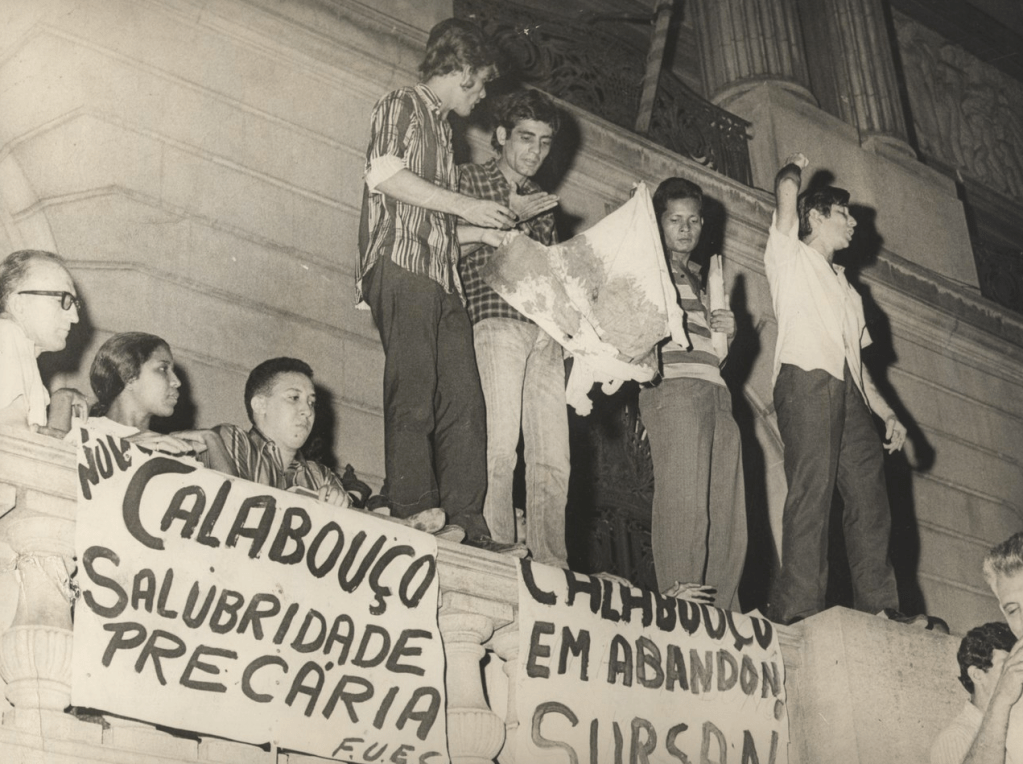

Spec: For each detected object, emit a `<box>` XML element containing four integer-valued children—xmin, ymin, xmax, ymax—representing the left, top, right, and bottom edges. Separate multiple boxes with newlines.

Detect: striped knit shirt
<box><xmin>356</xmin><ymin>84</ymin><xmax>461</xmax><ymax>305</ymax></box>
<box><xmin>458</xmin><ymin>158</ymin><xmax>558</xmax><ymax>325</ymax></box>
<box><xmin>658</xmin><ymin>262</ymin><xmax>726</xmax><ymax>386</ymax></box>
<box><xmin>211</xmin><ymin>423</ymin><xmax>347</xmax><ymax>497</ymax></box>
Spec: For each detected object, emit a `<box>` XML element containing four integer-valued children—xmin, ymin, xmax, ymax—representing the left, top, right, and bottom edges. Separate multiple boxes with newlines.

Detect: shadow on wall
<box><xmin>150</xmin><ymin>363</ymin><xmax>198</xmax><ymax>433</ymax></box>
<box><xmin>827</xmin><ymin>203</ymin><xmax>935</xmax><ymax>616</ymax></box>
<box><xmin>37</xmin><ymin>294</ymin><xmax>93</xmax><ymax>395</ymax></box>
<box><xmin>304</xmin><ymin>384</ymin><xmax>339</xmax><ymax>472</ymax></box>
<box><xmin>722</xmin><ymin>273</ymin><xmax>773</xmax><ymax>611</ymax></box>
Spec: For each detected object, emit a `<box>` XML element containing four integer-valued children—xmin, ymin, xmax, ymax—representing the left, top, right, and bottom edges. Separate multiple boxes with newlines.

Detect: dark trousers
<box><xmin>362</xmin><ymin>257</ymin><xmax>489</xmax><ymax>538</ymax></box>
<box><xmin>766</xmin><ymin>364</ymin><xmax>899</xmax><ymax>624</ymax></box>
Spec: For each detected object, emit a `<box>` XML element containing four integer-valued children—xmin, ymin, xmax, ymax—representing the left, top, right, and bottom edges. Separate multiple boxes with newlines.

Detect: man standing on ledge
<box><xmin>764</xmin><ymin>152</ymin><xmax>907</xmax><ymax>625</ymax></box>
<box><xmin>640</xmin><ymin>177</ymin><xmax>746</xmax><ymax>610</ymax></box>
<box><xmin>457</xmin><ymin>89</ymin><xmax>567</xmax><ymax>566</ymax></box>
<box><xmin>356</xmin><ymin>18</ymin><xmax>524</xmax><ymax>554</ymax></box>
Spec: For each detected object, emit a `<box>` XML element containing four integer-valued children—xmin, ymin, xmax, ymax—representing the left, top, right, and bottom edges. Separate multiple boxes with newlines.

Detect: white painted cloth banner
<box><xmin>480</xmin><ymin>182</ymin><xmax>689</xmax><ymax>415</ymax></box>
<box><xmin>72</xmin><ymin>429</ymin><xmax>448</xmax><ymax>764</ymax></box>
<box><xmin>516</xmin><ymin>561</ymin><xmax>789</xmax><ymax>763</ymax></box>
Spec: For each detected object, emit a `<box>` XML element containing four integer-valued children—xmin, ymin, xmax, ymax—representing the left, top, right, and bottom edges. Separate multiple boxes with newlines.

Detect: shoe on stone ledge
<box><xmin>434</xmin><ymin>524</ymin><xmax>466</xmax><ymax>542</ymax></box>
<box><xmin>463</xmin><ymin>535</ymin><xmax>529</xmax><ymax>558</ymax></box>
<box><xmin>879</xmin><ymin>607</ymin><xmax>950</xmax><ymax>634</ymax></box>
<box><xmin>404</xmin><ymin>507</ymin><xmax>446</xmax><ymax>534</ymax></box>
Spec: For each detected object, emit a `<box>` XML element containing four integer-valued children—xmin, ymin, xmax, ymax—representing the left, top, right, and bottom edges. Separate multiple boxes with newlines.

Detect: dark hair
<box><xmin>957</xmin><ymin>621</ymin><xmax>1016</xmax><ymax>694</ymax></box>
<box><xmin>245</xmin><ymin>357</ymin><xmax>313</xmax><ymax>424</ymax></box>
<box><xmin>797</xmin><ymin>186</ymin><xmax>850</xmax><ymax>240</ymax></box>
<box><xmin>418</xmin><ymin>18</ymin><xmax>497</xmax><ymax>83</ymax></box>
<box><xmin>490</xmin><ymin>89</ymin><xmax>560</xmax><ymax>152</ymax></box>
<box><xmin>653</xmin><ymin>177</ymin><xmax>703</xmax><ymax>220</ymax></box>
<box><xmin>90</xmin><ymin>332</ymin><xmax>171</xmax><ymax>416</ymax></box>
<box><xmin>0</xmin><ymin>250</ymin><xmax>68</xmax><ymax>313</ymax></box>
<box><xmin>984</xmin><ymin>532</ymin><xmax>1023</xmax><ymax>585</ymax></box>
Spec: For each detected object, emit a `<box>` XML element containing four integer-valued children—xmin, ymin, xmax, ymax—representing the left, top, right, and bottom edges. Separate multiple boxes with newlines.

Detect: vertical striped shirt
<box><xmin>356</xmin><ymin>84</ymin><xmax>461</xmax><ymax>305</ymax></box>
<box><xmin>458</xmin><ymin>158</ymin><xmax>558</xmax><ymax>325</ymax></box>
<box><xmin>211</xmin><ymin>423</ymin><xmax>348</xmax><ymax>496</ymax></box>
<box><xmin>658</xmin><ymin>262</ymin><xmax>726</xmax><ymax>386</ymax></box>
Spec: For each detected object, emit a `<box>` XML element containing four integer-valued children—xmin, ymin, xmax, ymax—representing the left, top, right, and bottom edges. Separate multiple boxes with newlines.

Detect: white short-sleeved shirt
<box><xmin>764</xmin><ymin>212</ymin><xmax>870</xmax><ymax>399</ymax></box>
<box><xmin>0</xmin><ymin>317</ymin><xmax>48</xmax><ymax>428</ymax></box>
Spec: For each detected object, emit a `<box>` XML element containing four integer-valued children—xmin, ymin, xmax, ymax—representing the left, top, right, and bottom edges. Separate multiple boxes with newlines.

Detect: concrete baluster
<box><xmin>0</xmin><ymin>488</ymin><xmax>76</xmax><ymax>714</ymax></box>
<box><xmin>490</xmin><ymin>623</ymin><xmax>520</xmax><ymax>764</ymax></box>
<box><xmin>439</xmin><ymin>593</ymin><xmax>512</xmax><ymax>764</ymax></box>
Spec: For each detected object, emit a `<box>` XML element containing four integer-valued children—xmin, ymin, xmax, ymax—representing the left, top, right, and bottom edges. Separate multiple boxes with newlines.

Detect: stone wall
<box><xmin>1</xmin><ymin>0</ymin><xmax>1022</xmax><ymax>634</ymax></box>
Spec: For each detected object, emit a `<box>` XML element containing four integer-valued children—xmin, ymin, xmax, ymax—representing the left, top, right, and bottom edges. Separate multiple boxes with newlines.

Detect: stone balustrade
<box><xmin>0</xmin><ymin>426</ymin><xmax>965</xmax><ymax>764</ymax></box>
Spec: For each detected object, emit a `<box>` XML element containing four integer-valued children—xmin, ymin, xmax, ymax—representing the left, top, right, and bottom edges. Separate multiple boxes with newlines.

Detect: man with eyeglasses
<box><xmin>0</xmin><ymin>249</ymin><xmax>88</xmax><ymax>436</ymax></box>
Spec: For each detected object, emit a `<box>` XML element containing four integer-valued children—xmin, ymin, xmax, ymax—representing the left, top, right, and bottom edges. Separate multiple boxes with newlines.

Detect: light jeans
<box><xmin>474</xmin><ymin>318</ymin><xmax>570</xmax><ymax>566</ymax></box>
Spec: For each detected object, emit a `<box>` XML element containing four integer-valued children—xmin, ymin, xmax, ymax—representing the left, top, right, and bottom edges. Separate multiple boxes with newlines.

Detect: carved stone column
<box><xmin>439</xmin><ymin>593</ymin><xmax>509</xmax><ymax>764</ymax></box>
<box><xmin>489</xmin><ymin>623</ymin><xmax>519</xmax><ymax>764</ymax></box>
<box><xmin>797</xmin><ymin>0</ymin><xmax>915</xmax><ymax>156</ymax></box>
<box><xmin>693</xmin><ymin>0</ymin><xmax>815</xmax><ymax>107</ymax></box>
<box><xmin>0</xmin><ymin>487</ymin><xmax>76</xmax><ymax>712</ymax></box>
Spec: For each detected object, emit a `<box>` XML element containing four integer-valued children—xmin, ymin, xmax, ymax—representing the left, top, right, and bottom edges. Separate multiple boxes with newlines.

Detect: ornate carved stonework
<box><xmin>894</xmin><ymin>12</ymin><xmax>1023</xmax><ymax>204</ymax></box>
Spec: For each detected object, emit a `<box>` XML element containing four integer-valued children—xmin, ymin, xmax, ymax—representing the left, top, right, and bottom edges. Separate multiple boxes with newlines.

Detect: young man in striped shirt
<box><xmin>356</xmin><ymin>19</ymin><xmax>525</xmax><ymax>554</ymax></box>
<box><xmin>640</xmin><ymin>178</ymin><xmax>747</xmax><ymax>611</ymax></box>
<box><xmin>456</xmin><ymin>90</ymin><xmax>567</xmax><ymax>566</ymax></box>
<box><xmin>211</xmin><ymin>357</ymin><xmax>447</xmax><ymax>534</ymax></box>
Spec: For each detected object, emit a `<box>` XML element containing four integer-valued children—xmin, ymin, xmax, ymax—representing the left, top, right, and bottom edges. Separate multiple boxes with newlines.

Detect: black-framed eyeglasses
<box><xmin>18</xmin><ymin>290</ymin><xmax>83</xmax><ymax>311</ymax></box>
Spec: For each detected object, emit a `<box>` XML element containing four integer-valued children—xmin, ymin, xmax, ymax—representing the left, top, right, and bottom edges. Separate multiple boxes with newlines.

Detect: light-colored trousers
<box><xmin>474</xmin><ymin>318</ymin><xmax>570</xmax><ymax>566</ymax></box>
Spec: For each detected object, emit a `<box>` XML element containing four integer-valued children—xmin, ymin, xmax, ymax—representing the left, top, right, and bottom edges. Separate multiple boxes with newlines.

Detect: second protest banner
<box><xmin>517</xmin><ymin>560</ymin><xmax>788</xmax><ymax>763</ymax></box>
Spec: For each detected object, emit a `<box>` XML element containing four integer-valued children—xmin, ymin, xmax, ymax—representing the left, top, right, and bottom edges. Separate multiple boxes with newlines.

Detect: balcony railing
<box><xmin>454</xmin><ymin>0</ymin><xmax>753</xmax><ymax>186</ymax></box>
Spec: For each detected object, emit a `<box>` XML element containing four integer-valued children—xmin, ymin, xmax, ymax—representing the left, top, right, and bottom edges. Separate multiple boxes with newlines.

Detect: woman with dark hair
<box><xmin>79</xmin><ymin>332</ymin><xmax>235</xmax><ymax>472</ymax></box>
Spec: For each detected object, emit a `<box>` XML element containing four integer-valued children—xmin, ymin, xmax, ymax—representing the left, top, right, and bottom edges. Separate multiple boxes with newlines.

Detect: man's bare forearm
<box><xmin>376</xmin><ymin>169</ymin><xmax>514</xmax><ymax>228</ymax></box>
<box><xmin>377</xmin><ymin>169</ymin><xmax>470</xmax><ymax>216</ymax></box>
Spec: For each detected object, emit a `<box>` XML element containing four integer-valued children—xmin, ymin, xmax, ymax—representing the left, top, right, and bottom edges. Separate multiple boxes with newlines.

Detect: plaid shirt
<box><xmin>211</xmin><ymin>423</ymin><xmax>346</xmax><ymax>495</ymax></box>
<box><xmin>357</xmin><ymin>84</ymin><xmax>461</xmax><ymax>305</ymax></box>
<box><xmin>458</xmin><ymin>158</ymin><xmax>558</xmax><ymax>325</ymax></box>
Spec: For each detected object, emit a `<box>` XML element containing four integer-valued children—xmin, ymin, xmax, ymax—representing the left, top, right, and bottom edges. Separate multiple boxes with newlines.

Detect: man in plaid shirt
<box><xmin>457</xmin><ymin>90</ymin><xmax>569</xmax><ymax>565</ymax></box>
<box><xmin>357</xmin><ymin>20</ymin><xmax>527</xmax><ymax>555</ymax></box>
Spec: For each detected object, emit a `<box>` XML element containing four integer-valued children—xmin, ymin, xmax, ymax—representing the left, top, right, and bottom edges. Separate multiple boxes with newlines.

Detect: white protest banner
<box><xmin>516</xmin><ymin>561</ymin><xmax>788</xmax><ymax>763</ymax></box>
<box><xmin>72</xmin><ymin>427</ymin><xmax>448</xmax><ymax>764</ymax></box>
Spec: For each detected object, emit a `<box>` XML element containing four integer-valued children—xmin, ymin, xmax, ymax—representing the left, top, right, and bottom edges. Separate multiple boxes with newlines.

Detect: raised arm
<box><xmin>775</xmin><ymin>152</ymin><xmax>808</xmax><ymax>234</ymax></box>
